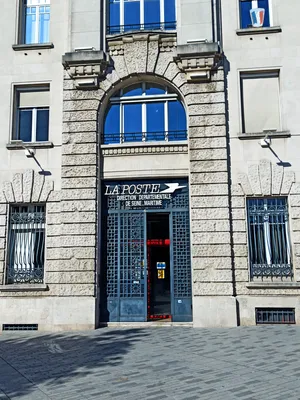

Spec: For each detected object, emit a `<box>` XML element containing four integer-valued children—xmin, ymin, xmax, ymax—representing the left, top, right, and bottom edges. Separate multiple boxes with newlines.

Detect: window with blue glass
<box><xmin>108</xmin><ymin>0</ymin><xmax>176</xmax><ymax>34</ymax></box>
<box><xmin>240</xmin><ymin>0</ymin><xmax>270</xmax><ymax>29</ymax></box>
<box><xmin>22</xmin><ymin>0</ymin><xmax>50</xmax><ymax>44</ymax></box>
<box><xmin>14</xmin><ymin>86</ymin><xmax>50</xmax><ymax>143</ymax></box>
<box><xmin>103</xmin><ymin>83</ymin><xmax>187</xmax><ymax>144</ymax></box>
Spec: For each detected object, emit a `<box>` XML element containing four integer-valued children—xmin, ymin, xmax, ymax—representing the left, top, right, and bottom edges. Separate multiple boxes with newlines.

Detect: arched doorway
<box><xmin>99</xmin><ymin>82</ymin><xmax>192</xmax><ymax>323</ymax></box>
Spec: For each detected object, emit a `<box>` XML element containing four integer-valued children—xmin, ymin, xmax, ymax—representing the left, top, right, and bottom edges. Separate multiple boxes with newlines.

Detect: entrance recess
<box><xmin>147</xmin><ymin>213</ymin><xmax>171</xmax><ymax>320</ymax></box>
<box><xmin>101</xmin><ymin>179</ymin><xmax>192</xmax><ymax>323</ymax></box>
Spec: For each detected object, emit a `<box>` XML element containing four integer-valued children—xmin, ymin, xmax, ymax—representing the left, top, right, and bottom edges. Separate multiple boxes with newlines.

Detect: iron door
<box><xmin>107</xmin><ymin>211</ymin><xmax>147</xmax><ymax>322</ymax></box>
<box><xmin>171</xmin><ymin>210</ymin><xmax>192</xmax><ymax>322</ymax></box>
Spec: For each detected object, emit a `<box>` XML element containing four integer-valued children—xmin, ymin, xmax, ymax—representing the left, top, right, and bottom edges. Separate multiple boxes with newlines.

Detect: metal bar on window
<box><xmin>247</xmin><ymin>197</ymin><xmax>292</xmax><ymax>279</ymax></box>
<box><xmin>6</xmin><ymin>205</ymin><xmax>46</xmax><ymax>284</ymax></box>
<box><xmin>107</xmin><ymin>21</ymin><xmax>176</xmax><ymax>34</ymax></box>
<box><xmin>103</xmin><ymin>130</ymin><xmax>187</xmax><ymax>144</ymax></box>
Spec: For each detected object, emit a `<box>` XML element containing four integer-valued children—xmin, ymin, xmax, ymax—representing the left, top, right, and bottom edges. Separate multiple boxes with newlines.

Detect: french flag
<box><xmin>250</xmin><ymin>8</ymin><xmax>265</xmax><ymax>27</ymax></box>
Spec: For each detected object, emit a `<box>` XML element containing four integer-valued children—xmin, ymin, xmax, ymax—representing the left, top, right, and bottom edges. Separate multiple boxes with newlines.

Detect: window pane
<box><xmin>123</xmin><ymin>84</ymin><xmax>143</xmax><ymax>97</ymax></box>
<box><xmin>144</xmin><ymin>0</ymin><xmax>160</xmax><ymax>28</ymax></box>
<box><xmin>146</xmin><ymin>84</ymin><xmax>165</xmax><ymax>95</ymax></box>
<box><xmin>146</xmin><ymin>102</ymin><xmax>164</xmax><ymax>140</ymax></box>
<box><xmin>19</xmin><ymin>90</ymin><xmax>49</xmax><ymax>108</ymax></box>
<box><xmin>109</xmin><ymin>0</ymin><xmax>120</xmax><ymax>32</ymax></box>
<box><xmin>18</xmin><ymin>109</ymin><xmax>32</xmax><ymax>142</ymax></box>
<box><xmin>242</xmin><ymin>74</ymin><xmax>280</xmax><ymax>133</ymax></box>
<box><xmin>240</xmin><ymin>0</ymin><xmax>252</xmax><ymax>29</ymax></box>
<box><xmin>25</xmin><ymin>7</ymin><xmax>36</xmax><ymax>44</ymax></box>
<box><xmin>39</xmin><ymin>6</ymin><xmax>50</xmax><ymax>43</ymax></box>
<box><xmin>104</xmin><ymin>104</ymin><xmax>120</xmax><ymax>144</ymax></box>
<box><xmin>164</xmin><ymin>0</ymin><xmax>176</xmax><ymax>29</ymax></box>
<box><xmin>36</xmin><ymin>108</ymin><xmax>49</xmax><ymax>141</ymax></box>
<box><xmin>124</xmin><ymin>103</ymin><xmax>142</xmax><ymax>141</ymax></box>
<box><xmin>168</xmin><ymin>101</ymin><xmax>187</xmax><ymax>140</ymax></box>
<box><xmin>124</xmin><ymin>0</ymin><xmax>140</xmax><ymax>30</ymax></box>
<box><xmin>258</xmin><ymin>0</ymin><xmax>270</xmax><ymax>27</ymax></box>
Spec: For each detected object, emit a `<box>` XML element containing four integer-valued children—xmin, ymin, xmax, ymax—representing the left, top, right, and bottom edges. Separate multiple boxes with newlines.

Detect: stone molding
<box><xmin>101</xmin><ymin>143</ymin><xmax>188</xmax><ymax>156</ymax></box>
<box><xmin>237</xmin><ymin>159</ymin><xmax>295</xmax><ymax>196</ymax></box>
<box><xmin>174</xmin><ymin>43</ymin><xmax>222</xmax><ymax>82</ymax></box>
<box><xmin>62</xmin><ymin>51</ymin><xmax>109</xmax><ymax>89</ymax></box>
<box><xmin>1</xmin><ymin>170</ymin><xmax>54</xmax><ymax>204</ymax></box>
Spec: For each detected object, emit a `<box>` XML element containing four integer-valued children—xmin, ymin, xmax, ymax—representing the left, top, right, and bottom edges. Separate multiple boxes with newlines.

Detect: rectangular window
<box><xmin>21</xmin><ymin>0</ymin><xmax>50</xmax><ymax>44</ymax></box>
<box><xmin>6</xmin><ymin>205</ymin><xmax>46</xmax><ymax>284</ymax></box>
<box><xmin>13</xmin><ymin>86</ymin><xmax>50</xmax><ymax>142</ymax></box>
<box><xmin>247</xmin><ymin>198</ymin><xmax>292</xmax><ymax>279</ymax></box>
<box><xmin>240</xmin><ymin>71</ymin><xmax>280</xmax><ymax>134</ymax></box>
<box><xmin>240</xmin><ymin>0</ymin><xmax>270</xmax><ymax>29</ymax></box>
<box><xmin>108</xmin><ymin>0</ymin><xmax>176</xmax><ymax>34</ymax></box>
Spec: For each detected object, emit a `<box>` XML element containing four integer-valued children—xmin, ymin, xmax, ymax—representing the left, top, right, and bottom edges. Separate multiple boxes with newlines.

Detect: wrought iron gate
<box><xmin>102</xmin><ymin>179</ymin><xmax>192</xmax><ymax>322</ymax></box>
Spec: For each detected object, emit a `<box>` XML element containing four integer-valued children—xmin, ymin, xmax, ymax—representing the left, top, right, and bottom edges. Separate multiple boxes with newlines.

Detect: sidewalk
<box><xmin>0</xmin><ymin>325</ymin><xmax>299</xmax><ymax>399</ymax></box>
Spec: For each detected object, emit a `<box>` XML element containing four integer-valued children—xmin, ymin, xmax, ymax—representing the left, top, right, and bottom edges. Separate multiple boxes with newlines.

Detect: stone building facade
<box><xmin>0</xmin><ymin>0</ymin><xmax>299</xmax><ymax>330</ymax></box>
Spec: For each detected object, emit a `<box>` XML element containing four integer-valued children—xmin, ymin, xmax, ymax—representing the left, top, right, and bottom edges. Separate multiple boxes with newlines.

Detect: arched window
<box><xmin>103</xmin><ymin>83</ymin><xmax>187</xmax><ymax>144</ymax></box>
<box><xmin>108</xmin><ymin>0</ymin><xmax>176</xmax><ymax>34</ymax></box>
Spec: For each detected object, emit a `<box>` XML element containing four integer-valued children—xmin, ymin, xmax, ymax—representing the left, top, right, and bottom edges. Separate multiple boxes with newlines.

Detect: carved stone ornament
<box><xmin>174</xmin><ymin>42</ymin><xmax>222</xmax><ymax>82</ymax></box>
<box><xmin>62</xmin><ymin>50</ymin><xmax>109</xmax><ymax>89</ymax></box>
<box><xmin>1</xmin><ymin>170</ymin><xmax>54</xmax><ymax>204</ymax></box>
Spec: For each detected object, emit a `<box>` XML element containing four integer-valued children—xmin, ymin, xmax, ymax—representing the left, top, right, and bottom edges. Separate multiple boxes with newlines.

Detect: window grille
<box><xmin>2</xmin><ymin>324</ymin><xmax>38</xmax><ymax>331</ymax></box>
<box><xmin>6</xmin><ymin>205</ymin><xmax>46</xmax><ymax>284</ymax></box>
<box><xmin>256</xmin><ymin>308</ymin><xmax>295</xmax><ymax>325</ymax></box>
<box><xmin>247</xmin><ymin>198</ymin><xmax>292</xmax><ymax>279</ymax></box>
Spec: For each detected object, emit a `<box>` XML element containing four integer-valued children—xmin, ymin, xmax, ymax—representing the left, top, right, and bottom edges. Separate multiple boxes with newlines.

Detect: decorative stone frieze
<box><xmin>102</xmin><ymin>144</ymin><xmax>188</xmax><ymax>156</ymax></box>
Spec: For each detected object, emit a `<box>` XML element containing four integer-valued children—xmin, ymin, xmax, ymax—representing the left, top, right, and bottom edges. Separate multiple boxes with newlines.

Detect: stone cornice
<box><xmin>174</xmin><ymin>42</ymin><xmax>222</xmax><ymax>82</ymax></box>
<box><xmin>101</xmin><ymin>142</ymin><xmax>188</xmax><ymax>156</ymax></box>
<box><xmin>62</xmin><ymin>50</ymin><xmax>109</xmax><ymax>89</ymax></box>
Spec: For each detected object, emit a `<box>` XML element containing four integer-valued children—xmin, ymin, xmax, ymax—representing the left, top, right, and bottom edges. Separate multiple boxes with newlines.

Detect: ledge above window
<box><xmin>6</xmin><ymin>141</ymin><xmax>54</xmax><ymax>150</ymax></box>
<box><xmin>236</xmin><ymin>26</ymin><xmax>282</xmax><ymax>36</ymax></box>
<box><xmin>237</xmin><ymin>131</ymin><xmax>291</xmax><ymax>140</ymax></box>
<box><xmin>0</xmin><ymin>284</ymin><xmax>48</xmax><ymax>292</ymax></box>
<box><xmin>12</xmin><ymin>43</ymin><xmax>54</xmax><ymax>51</ymax></box>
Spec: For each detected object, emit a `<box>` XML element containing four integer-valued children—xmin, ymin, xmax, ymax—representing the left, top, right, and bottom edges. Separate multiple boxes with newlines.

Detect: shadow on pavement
<box><xmin>0</xmin><ymin>328</ymin><xmax>149</xmax><ymax>399</ymax></box>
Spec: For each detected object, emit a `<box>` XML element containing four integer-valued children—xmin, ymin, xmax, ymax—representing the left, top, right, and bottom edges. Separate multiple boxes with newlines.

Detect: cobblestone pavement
<box><xmin>0</xmin><ymin>325</ymin><xmax>300</xmax><ymax>399</ymax></box>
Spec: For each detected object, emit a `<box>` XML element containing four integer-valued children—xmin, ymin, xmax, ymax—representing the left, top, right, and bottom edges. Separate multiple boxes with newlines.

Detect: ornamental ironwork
<box><xmin>247</xmin><ymin>197</ymin><xmax>293</xmax><ymax>279</ymax></box>
<box><xmin>6</xmin><ymin>205</ymin><xmax>46</xmax><ymax>284</ymax></box>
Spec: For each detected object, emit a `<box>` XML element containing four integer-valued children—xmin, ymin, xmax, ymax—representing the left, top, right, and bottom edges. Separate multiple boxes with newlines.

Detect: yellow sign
<box><xmin>157</xmin><ymin>270</ymin><xmax>165</xmax><ymax>279</ymax></box>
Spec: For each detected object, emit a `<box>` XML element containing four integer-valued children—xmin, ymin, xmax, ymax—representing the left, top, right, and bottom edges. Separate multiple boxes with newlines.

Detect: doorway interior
<box><xmin>147</xmin><ymin>213</ymin><xmax>171</xmax><ymax>321</ymax></box>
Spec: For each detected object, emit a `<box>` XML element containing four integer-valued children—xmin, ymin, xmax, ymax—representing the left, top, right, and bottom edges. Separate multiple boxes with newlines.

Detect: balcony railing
<box><xmin>107</xmin><ymin>21</ymin><xmax>176</xmax><ymax>35</ymax></box>
<box><xmin>102</xmin><ymin>130</ymin><xmax>187</xmax><ymax>145</ymax></box>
